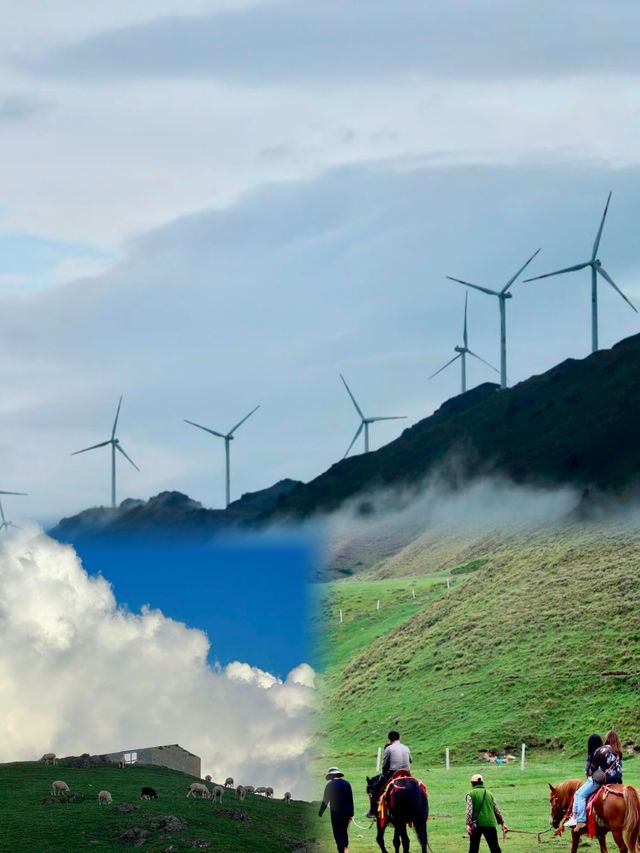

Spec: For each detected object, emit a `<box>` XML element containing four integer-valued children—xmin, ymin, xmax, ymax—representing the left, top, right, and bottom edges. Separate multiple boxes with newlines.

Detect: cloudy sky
<box><xmin>1</xmin><ymin>0</ymin><xmax>640</xmax><ymax>521</ymax></box>
<box><xmin>0</xmin><ymin>527</ymin><xmax>314</xmax><ymax>795</ymax></box>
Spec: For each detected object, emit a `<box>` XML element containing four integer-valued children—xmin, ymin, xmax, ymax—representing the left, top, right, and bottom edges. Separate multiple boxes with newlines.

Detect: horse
<box><xmin>367</xmin><ymin>773</ymin><xmax>428</xmax><ymax>853</ymax></box>
<box><xmin>549</xmin><ymin>779</ymin><xmax>640</xmax><ymax>853</ymax></box>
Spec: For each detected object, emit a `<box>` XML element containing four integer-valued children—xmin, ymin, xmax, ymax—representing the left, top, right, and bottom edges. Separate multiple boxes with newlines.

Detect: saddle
<box><xmin>377</xmin><ymin>770</ymin><xmax>427</xmax><ymax>829</ymax></box>
<box><xmin>586</xmin><ymin>785</ymin><xmax>624</xmax><ymax>838</ymax></box>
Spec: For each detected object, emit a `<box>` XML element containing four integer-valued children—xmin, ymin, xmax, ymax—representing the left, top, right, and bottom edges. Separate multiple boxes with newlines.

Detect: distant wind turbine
<box><xmin>0</xmin><ymin>490</ymin><xmax>27</xmax><ymax>533</ymax></box>
<box><xmin>71</xmin><ymin>396</ymin><xmax>139</xmax><ymax>509</ymax></box>
<box><xmin>340</xmin><ymin>374</ymin><xmax>406</xmax><ymax>458</ymax></box>
<box><xmin>184</xmin><ymin>405</ymin><xmax>260</xmax><ymax>508</ymax></box>
<box><xmin>429</xmin><ymin>293</ymin><xmax>498</xmax><ymax>393</ymax></box>
<box><xmin>447</xmin><ymin>248</ymin><xmax>541</xmax><ymax>389</ymax></box>
<box><xmin>524</xmin><ymin>192</ymin><xmax>637</xmax><ymax>352</ymax></box>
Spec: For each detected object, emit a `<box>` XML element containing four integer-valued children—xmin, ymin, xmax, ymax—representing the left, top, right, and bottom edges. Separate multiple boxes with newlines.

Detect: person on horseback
<box><xmin>319</xmin><ymin>767</ymin><xmax>354</xmax><ymax>853</ymax></box>
<box><xmin>569</xmin><ymin>729</ymin><xmax>623</xmax><ymax>830</ymax></box>
<box><xmin>465</xmin><ymin>774</ymin><xmax>508</xmax><ymax>853</ymax></box>
<box><xmin>365</xmin><ymin>730</ymin><xmax>412</xmax><ymax>819</ymax></box>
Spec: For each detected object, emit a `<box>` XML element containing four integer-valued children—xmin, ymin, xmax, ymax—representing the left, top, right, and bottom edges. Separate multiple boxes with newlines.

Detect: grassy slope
<box><xmin>313</xmin><ymin>520</ymin><xmax>640</xmax><ymax>851</ymax></box>
<box><xmin>0</xmin><ymin>762</ymin><xmax>315</xmax><ymax>853</ymax></box>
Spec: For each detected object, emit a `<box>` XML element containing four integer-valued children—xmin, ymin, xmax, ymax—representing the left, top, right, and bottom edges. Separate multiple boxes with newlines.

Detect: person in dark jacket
<box><xmin>570</xmin><ymin>729</ymin><xmax>623</xmax><ymax>830</ymax></box>
<box><xmin>465</xmin><ymin>774</ymin><xmax>508</xmax><ymax>853</ymax></box>
<box><xmin>585</xmin><ymin>734</ymin><xmax>603</xmax><ymax>777</ymax></box>
<box><xmin>319</xmin><ymin>767</ymin><xmax>354</xmax><ymax>853</ymax></box>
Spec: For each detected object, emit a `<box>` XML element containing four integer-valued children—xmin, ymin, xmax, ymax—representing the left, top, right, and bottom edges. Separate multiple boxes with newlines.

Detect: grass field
<box><xmin>0</xmin><ymin>761</ymin><xmax>316</xmax><ymax>852</ymax></box>
<box><xmin>312</xmin><ymin>519</ymin><xmax>640</xmax><ymax>851</ymax></box>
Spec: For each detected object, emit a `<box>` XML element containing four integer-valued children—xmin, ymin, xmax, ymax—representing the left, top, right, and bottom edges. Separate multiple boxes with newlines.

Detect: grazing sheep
<box><xmin>212</xmin><ymin>785</ymin><xmax>224</xmax><ymax>803</ymax></box>
<box><xmin>224</xmin><ymin>776</ymin><xmax>234</xmax><ymax>788</ymax></box>
<box><xmin>51</xmin><ymin>780</ymin><xmax>69</xmax><ymax>796</ymax></box>
<box><xmin>243</xmin><ymin>785</ymin><xmax>255</xmax><ymax>794</ymax></box>
<box><xmin>187</xmin><ymin>782</ymin><xmax>210</xmax><ymax>799</ymax></box>
<box><xmin>254</xmin><ymin>786</ymin><xmax>267</xmax><ymax>796</ymax></box>
<box><xmin>265</xmin><ymin>787</ymin><xmax>274</xmax><ymax>799</ymax></box>
<box><xmin>284</xmin><ymin>791</ymin><xmax>292</xmax><ymax>804</ymax></box>
<box><xmin>205</xmin><ymin>775</ymin><xmax>212</xmax><ymax>782</ymax></box>
<box><xmin>41</xmin><ymin>753</ymin><xmax>57</xmax><ymax>766</ymax></box>
<box><xmin>98</xmin><ymin>790</ymin><xmax>112</xmax><ymax>805</ymax></box>
<box><xmin>140</xmin><ymin>786</ymin><xmax>158</xmax><ymax>800</ymax></box>
<box><xmin>236</xmin><ymin>785</ymin><xmax>246</xmax><ymax>800</ymax></box>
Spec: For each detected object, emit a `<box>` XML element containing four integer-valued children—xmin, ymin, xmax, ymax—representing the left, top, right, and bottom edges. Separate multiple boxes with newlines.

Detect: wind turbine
<box><xmin>184</xmin><ymin>405</ymin><xmax>260</xmax><ymax>508</ymax></box>
<box><xmin>447</xmin><ymin>248</ymin><xmax>540</xmax><ymax>389</ymax></box>
<box><xmin>523</xmin><ymin>192</ymin><xmax>637</xmax><ymax>352</ymax></box>
<box><xmin>429</xmin><ymin>293</ymin><xmax>498</xmax><ymax>393</ymax></box>
<box><xmin>71</xmin><ymin>396</ymin><xmax>139</xmax><ymax>509</ymax></box>
<box><xmin>340</xmin><ymin>374</ymin><xmax>406</xmax><ymax>458</ymax></box>
<box><xmin>0</xmin><ymin>490</ymin><xmax>27</xmax><ymax>533</ymax></box>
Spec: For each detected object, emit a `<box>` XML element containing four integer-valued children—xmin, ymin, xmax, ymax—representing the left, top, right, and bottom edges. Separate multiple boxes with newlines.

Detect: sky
<box><xmin>1</xmin><ymin>2</ymin><xmax>640</xmax><ymax>521</ymax></box>
<box><xmin>0</xmin><ymin>527</ymin><xmax>314</xmax><ymax>794</ymax></box>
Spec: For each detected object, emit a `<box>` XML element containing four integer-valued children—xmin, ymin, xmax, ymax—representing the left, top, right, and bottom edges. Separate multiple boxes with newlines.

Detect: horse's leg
<box><xmin>570</xmin><ymin>828</ymin><xmax>582</xmax><ymax>853</ymax></box>
<box><xmin>376</xmin><ymin>821</ymin><xmax>389</xmax><ymax>853</ymax></box>
<box><xmin>392</xmin><ymin>825</ymin><xmax>401</xmax><ymax>853</ymax></box>
<box><xmin>598</xmin><ymin>830</ymin><xmax>609</xmax><ymax>853</ymax></box>
<box><xmin>610</xmin><ymin>827</ymin><xmax>627</xmax><ymax>853</ymax></box>
<box><xmin>400</xmin><ymin>824</ymin><xmax>411</xmax><ymax>853</ymax></box>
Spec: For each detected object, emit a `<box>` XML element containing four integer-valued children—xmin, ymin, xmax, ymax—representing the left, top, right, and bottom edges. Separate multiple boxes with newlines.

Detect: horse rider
<box><xmin>567</xmin><ymin>729</ymin><xmax>623</xmax><ymax>831</ymax></box>
<box><xmin>365</xmin><ymin>730</ymin><xmax>412</xmax><ymax>819</ymax></box>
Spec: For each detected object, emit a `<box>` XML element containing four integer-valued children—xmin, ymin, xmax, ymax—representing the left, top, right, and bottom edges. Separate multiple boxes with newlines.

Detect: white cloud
<box><xmin>0</xmin><ymin>527</ymin><xmax>314</xmax><ymax>796</ymax></box>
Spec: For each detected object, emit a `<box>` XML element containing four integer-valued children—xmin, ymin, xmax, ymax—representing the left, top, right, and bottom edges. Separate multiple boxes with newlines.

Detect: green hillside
<box><xmin>0</xmin><ymin>762</ymin><xmax>316</xmax><ymax>853</ymax></box>
<box><xmin>313</xmin><ymin>519</ymin><xmax>640</xmax><ymax>851</ymax></box>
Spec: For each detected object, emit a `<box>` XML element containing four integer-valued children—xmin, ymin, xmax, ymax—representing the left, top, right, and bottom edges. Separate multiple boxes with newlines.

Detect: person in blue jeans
<box><xmin>568</xmin><ymin>730</ymin><xmax>623</xmax><ymax>831</ymax></box>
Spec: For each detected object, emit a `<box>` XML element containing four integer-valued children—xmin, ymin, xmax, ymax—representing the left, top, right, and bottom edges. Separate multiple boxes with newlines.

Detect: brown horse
<box><xmin>549</xmin><ymin>779</ymin><xmax>640</xmax><ymax>853</ymax></box>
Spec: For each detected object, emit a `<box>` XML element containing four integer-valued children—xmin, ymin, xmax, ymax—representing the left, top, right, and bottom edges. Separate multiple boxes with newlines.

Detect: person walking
<box><xmin>465</xmin><ymin>773</ymin><xmax>508</xmax><ymax>853</ymax></box>
<box><xmin>319</xmin><ymin>767</ymin><xmax>354</xmax><ymax>853</ymax></box>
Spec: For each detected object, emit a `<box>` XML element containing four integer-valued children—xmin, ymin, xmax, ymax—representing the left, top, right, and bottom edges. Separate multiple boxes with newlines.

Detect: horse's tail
<box><xmin>623</xmin><ymin>785</ymin><xmax>640</xmax><ymax>853</ymax></box>
<box><xmin>411</xmin><ymin>784</ymin><xmax>429</xmax><ymax>853</ymax></box>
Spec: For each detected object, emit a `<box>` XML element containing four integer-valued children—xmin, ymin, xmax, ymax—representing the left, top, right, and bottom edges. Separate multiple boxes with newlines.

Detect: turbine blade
<box><xmin>597</xmin><ymin>266</ymin><xmax>638</xmax><ymax>313</ymax></box>
<box><xmin>115</xmin><ymin>443</ymin><xmax>140</xmax><ymax>471</ymax></box>
<box><xmin>71</xmin><ymin>440</ymin><xmax>111</xmax><ymax>456</ymax></box>
<box><xmin>592</xmin><ymin>191</ymin><xmax>612</xmax><ymax>260</ymax></box>
<box><xmin>111</xmin><ymin>395</ymin><xmax>123</xmax><ymax>440</ymax></box>
<box><xmin>446</xmin><ymin>276</ymin><xmax>499</xmax><ymax>297</ymax></box>
<box><xmin>523</xmin><ymin>261</ymin><xmax>590</xmax><ymax>282</ymax></box>
<box><xmin>429</xmin><ymin>353</ymin><xmax>461</xmax><ymax>379</ymax></box>
<box><xmin>0</xmin><ymin>490</ymin><xmax>27</xmax><ymax>496</ymax></box>
<box><xmin>0</xmin><ymin>502</ymin><xmax>5</xmax><ymax>524</ymax></box>
<box><xmin>184</xmin><ymin>419</ymin><xmax>226</xmax><ymax>439</ymax></box>
<box><xmin>466</xmin><ymin>349</ymin><xmax>500</xmax><ymax>373</ymax></box>
<box><xmin>502</xmin><ymin>247</ymin><xmax>542</xmax><ymax>292</ymax></box>
<box><xmin>369</xmin><ymin>416</ymin><xmax>407</xmax><ymax>422</ymax></box>
<box><xmin>463</xmin><ymin>292</ymin><xmax>468</xmax><ymax>348</ymax></box>
<box><xmin>340</xmin><ymin>374</ymin><xmax>365</xmax><ymax>418</ymax></box>
<box><xmin>344</xmin><ymin>423</ymin><xmax>364</xmax><ymax>458</ymax></box>
<box><xmin>228</xmin><ymin>405</ymin><xmax>260</xmax><ymax>436</ymax></box>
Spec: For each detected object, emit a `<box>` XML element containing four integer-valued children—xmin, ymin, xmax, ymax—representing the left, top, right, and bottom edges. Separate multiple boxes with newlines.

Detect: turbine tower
<box><xmin>524</xmin><ymin>192</ymin><xmax>637</xmax><ymax>352</ymax></box>
<box><xmin>340</xmin><ymin>374</ymin><xmax>406</xmax><ymax>458</ymax></box>
<box><xmin>447</xmin><ymin>248</ymin><xmax>540</xmax><ymax>389</ymax></box>
<box><xmin>184</xmin><ymin>405</ymin><xmax>260</xmax><ymax>508</ymax></box>
<box><xmin>0</xmin><ymin>490</ymin><xmax>27</xmax><ymax>533</ymax></box>
<box><xmin>72</xmin><ymin>396</ymin><xmax>139</xmax><ymax>509</ymax></box>
<box><xmin>429</xmin><ymin>293</ymin><xmax>498</xmax><ymax>393</ymax></box>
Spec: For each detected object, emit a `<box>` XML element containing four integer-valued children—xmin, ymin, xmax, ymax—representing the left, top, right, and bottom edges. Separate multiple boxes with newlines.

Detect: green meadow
<box><xmin>0</xmin><ymin>762</ymin><xmax>315</xmax><ymax>852</ymax></box>
<box><xmin>312</xmin><ymin>521</ymin><xmax>640</xmax><ymax>851</ymax></box>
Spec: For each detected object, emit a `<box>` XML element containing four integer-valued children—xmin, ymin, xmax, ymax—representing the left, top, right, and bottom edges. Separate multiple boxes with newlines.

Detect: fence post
<box><xmin>521</xmin><ymin>743</ymin><xmax>526</xmax><ymax>771</ymax></box>
<box><xmin>412</xmin><ymin>587</ymin><xmax>416</xmax><ymax>599</ymax></box>
<box><xmin>376</xmin><ymin>747</ymin><xmax>382</xmax><ymax>773</ymax></box>
<box><xmin>376</xmin><ymin>599</ymin><xmax>380</xmax><ymax>612</ymax></box>
<box><xmin>446</xmin><ymin>576</ymin><xmax>451</xmax><ymax>590</ymax></box>
<box><xmin>339</xmin><ymin>609</ymin><xmax>343</xmax><ymax>624</ymax></box>
<box><xmin>445</xmin><ymin>747</ymin><xmax>450</xmax><ymax>770</ymax></box>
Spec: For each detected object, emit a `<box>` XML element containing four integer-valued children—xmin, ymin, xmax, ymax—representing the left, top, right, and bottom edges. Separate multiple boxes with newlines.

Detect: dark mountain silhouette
<box><xmin>49</xmin><ymin>479</ymin><xmax>301</xmax><ymax>542</ymax></box>
<box><xmin>265</xmin><ymin>332</ymin><xmax>640</xmax><ymax>519</ymax></box>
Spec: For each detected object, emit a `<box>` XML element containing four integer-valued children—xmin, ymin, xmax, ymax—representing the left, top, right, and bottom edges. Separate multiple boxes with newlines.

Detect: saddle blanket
<box><xmin>378</xmin><ymin>770</ymin><xmax>428</xmax><ymax>830</ymax></box>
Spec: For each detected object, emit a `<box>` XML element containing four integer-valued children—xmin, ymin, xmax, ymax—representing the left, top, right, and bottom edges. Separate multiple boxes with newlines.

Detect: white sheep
<box><xmin>224</xmin><ymin>776</ymin><xmax>234</xmax><ymax>788</ymax></box>
<box><xmin>254</xmin><ymin>786</ymin><xmax>267</xmax><ymax>796</ymax></box>
<box><xmin>212</xmin><ymin>785</ymin><xmax>224</xmax><ymax>803</ymax></box>
<box><xmin>284</xmin><ymin>791</ymin><xmax>292</xmax><ymax>804</ymax></box>
<box><xmin>265</xmin><ymin>787</ymin><xmax>274</xmax><ymax>799</ymax></box>
<box><xmin>98</xmin><ymin>790</ymin><xmax>112</xmax><ymax>805</ymax></box>
<box><xmin>243</xmin><ymin>785</ymin><xmax>255</xmax><ymax>794</ymax></box>
<box><xmin>187</xmin><ymin>782</ymin><xmax>210</xmax><ymax>799</ymax></box>
<box><xmin>205</xmin><ymin>775</ymin><xmax>212</xmax><ymax>782</ymax></box>
<box><xmin>51</xmin><ymin>780</ymin><xmax>69</xmax><ymax>796</ymax></box>
<box><xmin>236</xmin><ymin>785</ymin><xmax>246</xmax><ymax>800</ymax></box>
<box><xmin>41</xmin><ymin>753</ymin><xmax>57</xmax><ymax>766</ymax></box>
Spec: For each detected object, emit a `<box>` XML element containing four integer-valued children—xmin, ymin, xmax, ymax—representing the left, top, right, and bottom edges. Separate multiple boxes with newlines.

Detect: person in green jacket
<box><xmin>465</xmin><ymin>774</ymin><xmax>508</xmax><ymax>853</ymax></box>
